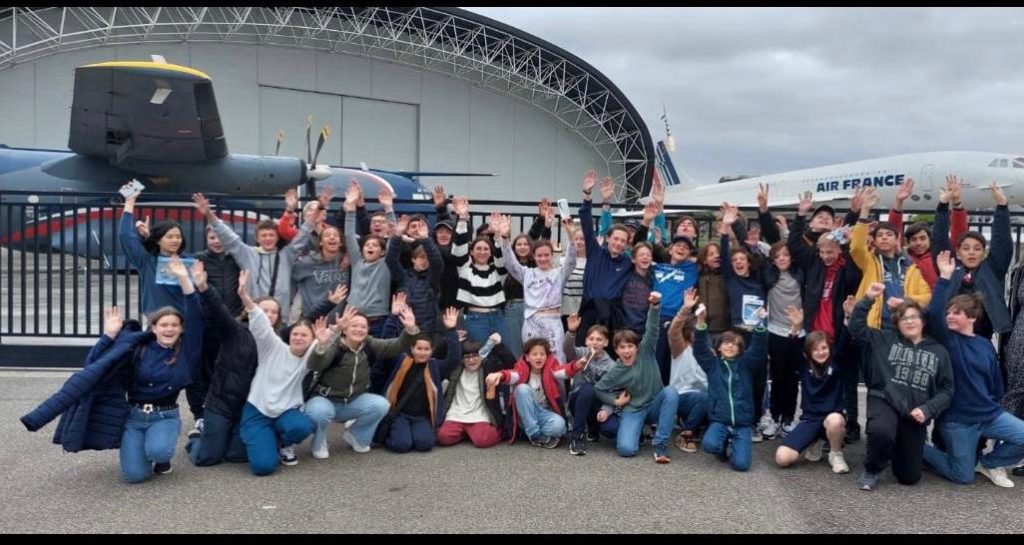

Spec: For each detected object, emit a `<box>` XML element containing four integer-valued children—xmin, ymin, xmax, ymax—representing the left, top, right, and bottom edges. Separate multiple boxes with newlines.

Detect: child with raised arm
<box><xmin>375</xmin><ymin>308</ymin><xmax>462</xmax><ymax>453</ymax></box>
<box><xmin>120</xmin><ymin>187</ymin><xmax>193</xmax><ymax>315</ymax></box>
<box><xmin>497</xmin><ymin>214</ymin><xmax>577</xmax><ymax>360</ymax></box>
<box><xmin>668</xmin><ymin>289</ymin><xmax>708</xmax><ymax>454</ymax></box>
<box><xmin>774</xmin><ymin>306</ymin><xmax>850</xmax><ymax>474</ymax></box>
<box><xmin>922</xmin><ymin>251</ymin><xmax>1024</xmax><ymax>488</ymax></box>
<box><xmin>932</xmin><ymin>178</ymin><xmax>1013</xmax><ymax>340</ymax></box>
<box><xmin>438</xmin><ymin>334</ymin><xmax>517</xmax><ymax>448</ymax></box>
<box><xmin>451</xmin><ymin>196</ymin><xmax>510</xmax><ymax>343</ymax></box>
<box><xmin>594</xmin><ymin>293</ymin><xmax>680</xmax><ymax>463</ymax></box>
<box><xmin>342</xmin><ymin>180</ymin><xmax>394</xmax><ymax>338</ymax></box>
<box><xmin>691</xmin><ymin>299</ymin><xmax>769</xmax><ymax>472</ymax></box>
<box><xmin>848</xmin><ymin>281</ymin><xmax>954</xmax><ymax>491</ymax></box>
<box><xmin>564</xmin><ymin>315</ymin><xmax>617</xmax><ymax>455</ymax></box>
<box><xmin>195</xmin><ymin>192</ymin><xmax>314</xmax><ymax>319</ymax></box>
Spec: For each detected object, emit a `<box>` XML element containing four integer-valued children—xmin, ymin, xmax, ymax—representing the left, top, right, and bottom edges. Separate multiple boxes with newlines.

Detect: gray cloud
<box><xmin>467</xmin><ymin>7</ymin><xmax>1024</xmax><ymax>184</ymax></box>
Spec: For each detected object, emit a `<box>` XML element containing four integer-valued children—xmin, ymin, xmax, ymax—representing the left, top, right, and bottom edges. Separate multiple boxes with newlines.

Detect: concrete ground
<box><xmin>2</xmin><ymin>370</ymin><xmax>1022</xmax><ymax>534</ymax></box>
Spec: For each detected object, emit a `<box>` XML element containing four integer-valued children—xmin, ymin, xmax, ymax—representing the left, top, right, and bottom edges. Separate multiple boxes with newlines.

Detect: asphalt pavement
<box><xmin>2</xmin><ymin>370</ymin><xmax>1022</xmax><ymax>533</ymax></box>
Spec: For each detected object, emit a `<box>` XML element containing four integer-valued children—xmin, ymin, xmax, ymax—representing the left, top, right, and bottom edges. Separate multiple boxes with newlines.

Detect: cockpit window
<box><xmin>1000</xmin><ymin>159</ymin><xmax>1010</xmax><ymax>168</ymax></box>
<box><xmin>1014</xmin><ymin>158</ymin><xmax>1024</xmax><ymax>168</ymax></box>
<box><xmin>989</xmin><ymin>159</ymin><xmax>1000</xmax><ymax>167</ymax></box>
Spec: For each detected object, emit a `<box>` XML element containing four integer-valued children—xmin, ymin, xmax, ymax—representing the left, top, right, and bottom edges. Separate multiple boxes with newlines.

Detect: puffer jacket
<box><xmin>307</xmin><ymin>328</ymin><xmax>416</xmax><ymax>401</ymax></box>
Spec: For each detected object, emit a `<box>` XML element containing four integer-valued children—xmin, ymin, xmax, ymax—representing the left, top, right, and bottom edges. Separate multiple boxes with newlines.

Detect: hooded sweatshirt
<box><xmin>849</xmin><ymin>297</ymin><xmax>954</xmax><ymax>420</ymax></box>
<box><xmin>594</xmin><ymin>304</ymin><xmax>664</xmax><ymax>411</ymax></box>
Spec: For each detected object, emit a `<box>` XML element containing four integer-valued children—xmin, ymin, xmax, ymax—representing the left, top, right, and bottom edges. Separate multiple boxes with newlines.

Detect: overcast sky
<box><xmin>467</xmin><ymin>7</ymin><xmax>1024</xmax><ymax>186</ymax></box>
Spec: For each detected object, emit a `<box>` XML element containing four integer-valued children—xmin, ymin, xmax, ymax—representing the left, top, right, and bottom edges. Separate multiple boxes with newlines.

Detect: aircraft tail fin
<box><xmin>654</xmin><ymin>140</ymin><xmax>698</xmax><ymax>189</ymax></box>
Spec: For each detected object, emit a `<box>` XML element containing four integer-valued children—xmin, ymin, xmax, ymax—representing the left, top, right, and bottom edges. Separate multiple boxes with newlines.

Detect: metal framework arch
<box><xmin>0</xmin><ymin>6</ymin><xmax>654</xmax><ymax>201</ymax></box>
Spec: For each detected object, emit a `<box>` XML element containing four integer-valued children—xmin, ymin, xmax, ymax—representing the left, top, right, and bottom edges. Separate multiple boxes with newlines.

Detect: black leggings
<box><xmin>768</xmin><ymin>333</ymin><xmax>802</xmax><ymax>423</ymax></box>
<box><xmin>865</xmin><ymin>397</ymin><xmax>926</xmax><ymax>485</ymax></box>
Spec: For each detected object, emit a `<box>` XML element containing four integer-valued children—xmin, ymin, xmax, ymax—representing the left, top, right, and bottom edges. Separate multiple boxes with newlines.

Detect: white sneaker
<box><xmin>751</xmin><ymin>429</ymin><xmax>764</xmax><ymax>443</ymax></box>
<box><xmin>804</xmin><ymin>439</ymin><xmax>824</xmax><ymax>462</ymax></box>
<box><xmin>976</xmin><ymin>462</ymin><xmax>1015</xmax><ymax>488</ymax></box>
<box><xmin>757</xmin><ymin>413</ymin><xmax>774</xmax><ymax>432</ymax></box>
<box><xmin>828</xmin><ymin>450</ymin><xmax>850</xmax><ymax>473</ymax></box>
<box><xmin>762</xmin><ymin>419</ymin><xmax>780</xmax><ymax>439</ymax></box>
<box><xmin>342</xmin><ymin>430</ymin><xmax>371</xmax><ymax>453</ymax></box>
<box><xmin>187</xmin><ymin>418</ymin><xmax>204</xmax><ymax>439</ymax></box>
<box><xmin>312</xmin><ymin>442</ymin><xmax>329</xmax><ymax>460</ymax></box>
<box><xmin>279</xmin><ymin>445</ymin><xmax>298</xmax><ymax>466</ymax></box>
<box><xmin>782</xmin><ymin>420</ymin><xmax>798</xmax><ymax>436</ymax></box>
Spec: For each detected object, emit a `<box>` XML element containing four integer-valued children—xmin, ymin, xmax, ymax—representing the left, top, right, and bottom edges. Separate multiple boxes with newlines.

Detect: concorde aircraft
<box><xmin>655</xmin><ymin>146</ymin><xmax>1024</xmax><ymax>212</ymax></box>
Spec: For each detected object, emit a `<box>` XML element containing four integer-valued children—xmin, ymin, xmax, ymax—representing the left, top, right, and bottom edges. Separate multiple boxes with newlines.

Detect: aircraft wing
<box><xmin>68</xmin><ymin>61</ymin><xmax>228</xmax><ymax>163</ymax></box>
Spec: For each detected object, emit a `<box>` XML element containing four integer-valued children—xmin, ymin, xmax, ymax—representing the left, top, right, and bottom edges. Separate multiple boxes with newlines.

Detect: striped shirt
<box><xmin>452</xmin><ymin>219</ymin><xmax>507</xmax><ymax>309</ymax></box>
<box><xmin>562</xmin><ymin>257</ymin><xmax>587</xmax><ymax>316</ymax></box>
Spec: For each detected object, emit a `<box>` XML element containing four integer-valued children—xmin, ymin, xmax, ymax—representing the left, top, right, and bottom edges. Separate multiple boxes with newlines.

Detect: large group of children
<box><xmin>21</xmin><ymin>170</ymin><xmax>1024</xmax><ymax>492</ymax></box>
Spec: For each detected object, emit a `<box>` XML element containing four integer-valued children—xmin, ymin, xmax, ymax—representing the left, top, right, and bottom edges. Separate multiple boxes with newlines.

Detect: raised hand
<box><xmin>648</xmin><ymin>291</ymin><xmax>662</xmax><ymax>306</ymax></box>
<box><xmin>775</xmin><ymin>215</ymin><xmax>788</xmax><ymax>232</ymax></box>
<box><xmin>135</xmin><ymin>214</ymin><xmax>151</xmax><ymax>240</ymax></box>
<box><xmin>886</xmin><ymin>297</ymin><xmax>905</xmax><ymax>310</ymax></box>
<box><xmin>991</xmin><ymin>182</ymin><xmax>1008</xmax><ymax>206</ymax></box>
<box><xmin>378</xmin><ymin>185</ymin><xmax>394</xmax><ymax>210</ymax></box>
<box><xmin>433</xmin><ymin>184</ymin><xmax>447</xmax><ymax>207</ymax></box>
<box><xmin>485</xmin><ymin>372</ymin><xmax>504</xmax><ymax>388</ymax></box>
<box><xmin>842</xmin><ymin>295</ymin><xmax>857</xmax><ymax>318</ymax></box>
<box><xmin>797</xmin><ymin>191</ymin><xmax>814</xmax><ymax>215</ymax></box>
<box><xmin>538</xmin><ymin>198</ymin><xmax>551</xmax><ymax>220</ymax></box>
<box><xmin>719</xmin><ymin>202</ymin><xmax>739</xmax><ymax>226</ymax></box>
<box><xmin>191</xmin><ymin>260</ymin><xmax>208</xmax><ymax>292</ymax></box>
<box><xmin>865</xmin><ymin>281</ymin><xmax>885</xmax><ymax>299</ymax></box>
<box><xmin>651</xmin><ymin>173</ymin><xmax>665</xmax><ymax>208</ymax></box>
<box><xmin>328</xmin><ymin>284</ymin><xmax>348</xmax><ymax>305</ymax></box>
<box><xmin>313</xmin><ymin>315</ymin><xmax>332</xmax><ymax>346</ymax></box>
<box><xmin>398</xmin><ymin>305</ymin><xmax>417</xmax><ymax>330</ymax></box>
<box><xmin>452</xmin><ymin>196</ymin><xmax>470</xmax><ymax>218</ymax></box>
<box><xmin>394</xmin><ymin>214</ymin><xmax>410</xmax><ymax>237</ymax></box>
<box><xmin>861</xmin><ymin>187</ymin><xmax>880</xmax><ymax>212</ymax></box>
<box><xmin>489</xmin><ymin>332</ymin><xmax>502</xmax><ymax>345</ymax></box>
<box><xmin>600</xmin><ymin>176</ymin><xmax>615</xmax><ymax>202</ymax></box>
<box><xmin>344</xmin><ymin>179</ymin><xmax>361</xmax><ymax>210</ymax></box>
<box><xmin>317</xmin><ymin>185</ymin><xmax>335</xmax><ymax>210</ymax></box>
<box><xmin>936</xmin><ymin>250</ymin><xmax>955</xmax><ymax>279</ymax></box>
<box><xmin>192</xmin><ymin>193</ymin><xmax>214</xmax><ymax>219</ymax></box>
<box><xmin>850</xmin><ymin>187</ymin><xmax>866</xmax><ymax>213</ymax></box>
<box><xmin>567</xmin><ymin>313</ymin><xmax>582</xmax><ymax>333</ymax></box>
<box><xmin>167</xmin><ymin>255</ymin><xmax>189</xmax><ymax>278</ymax></box>
<box><xmin>894</xmin><ymin>177</ymin><xmax>915</xmax><ymax>206</ymax></box>
<box><xmin>561</xmin><ymin>216</ymin><xmax>575</xmax><ymax>235</ymax></box>
<box><xmin>643</xmin><ymin>200</ymin><xmax>658</xmax><ymax>225</ymax></box>
<box><xmin>682</xmin><ymin>287</ymin><xmax>699</xmax><ymax>311</ymax></box>
<box><xmin>757</xmin><ymin>183</ymin><xmax>769</xmax><ymax>212</ymax></box>
<box><xmin>336</xmin><ymin>305</ymin><xmax>358</xmax><ymax>334</ymax></box>
<box><xmin>784</xmin><ymin>305</ymin><xmax>804</xmax><ymax>331</ymax></box>
<box><xmin>442</xmin><ymin>307</ymin><xmax>459</xmax><ymax>329</ymax></box>
<box><xmin>284</xmin><ymin>188</ymin><xmax>299</xmax><ymax>213</ymax></box>
<box><xmin>582</xmin><ymin>170</ymin><xmax>598</xmax><ymax>193</ymax></box>
<box><xmin>104</xmin><ymin>306</ymin><xmax>124</xmax><ymax>339</ymax></box>
<box><xmin>391</xmin><ymin>291</ymin><xmax>408</xmax><ymax>316</ymax></box>
<box><xmin>238</xmin><ymin>269</ymin><xmax>251</xmax><ymax>303</ymax></box>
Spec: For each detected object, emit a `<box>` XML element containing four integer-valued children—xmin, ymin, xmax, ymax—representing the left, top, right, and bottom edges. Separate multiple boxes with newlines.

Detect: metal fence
<box><xmin>2</xmin><ymin>190</ymin><xmax>1022</xmax><ymax>344</ymax></box>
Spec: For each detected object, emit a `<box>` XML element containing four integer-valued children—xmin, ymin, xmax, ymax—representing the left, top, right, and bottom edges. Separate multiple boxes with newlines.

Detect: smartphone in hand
<box><xmin>557</xmin><ymin>198</ymin><xmax>571</xmax><ymax>219</ymax></box>
<box><xmin>119</xmin><ymin>179</ymin><xmax>144</xmax><ymax>199</ymax></box>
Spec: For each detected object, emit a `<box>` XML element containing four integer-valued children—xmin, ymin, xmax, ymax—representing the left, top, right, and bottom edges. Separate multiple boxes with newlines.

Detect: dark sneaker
<box><xmin>530</xmin><ymin>435</ymin><xmax>559</xmax><ymax>449</ymax></box>
<box><xmin>1013</xmin><ymin>466</ymin><xmax>1024</xmax><ymax>477</ymax></box>
<box><xmin>279</xmin><ymin>446</ymin><xmax>298</xmax><ymax>466</ymax></box>
<box><xmin>586</xmin><ymin>428</ymin><xmax>601</xmax><ymax>443</ymax></box>
<box><xmin>654</xmin><ymin>444</ymin><xmax>671</xmax><ymax>464</ymax></box>
<box><xmin>153</xmin><ymin>462</ymin><xmax>172</xmax><ymax>475</ymax></box>
<box><xmin>858</xmin><ymin>471</ymin><xmax>880</xmax><ymax>491</ymax></box>
<box><xmin>674</xmin><ymin>431</ymin><xmax>698</xmax><ymax>453</ymax></box>
<box><xmin>845</xmin><ymin>427</ymin><xmax>862</xmax><ymax>445</ymax></box>
<box><xmin>569</xmin><ymin>433</ymin><xmax>587</xmax><ymax>456</ymax></box>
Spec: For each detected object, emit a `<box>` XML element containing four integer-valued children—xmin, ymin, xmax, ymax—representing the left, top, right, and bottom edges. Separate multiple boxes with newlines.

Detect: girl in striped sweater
<box><xmin>451</xmin><ymin>197</ymin><xmax>511</xmax><ymax>344</ymax></box>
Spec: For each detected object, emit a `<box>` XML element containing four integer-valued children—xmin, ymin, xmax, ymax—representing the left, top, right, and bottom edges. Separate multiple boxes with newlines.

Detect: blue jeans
<box><xmin>186</xmin><ymin>405</ymin><xmax>247</xmax><ymax>466</ymax></box>
<box><xmin>615</xmin><ymin>386</ymin><xmax>679</xmax><ymax>457</ymax></box>
<box><xmin>677</xmin><ymin>390</ymin><xmax>709</xmax><ymax>433</ymax></box>
<box><xmin>386</xmin><ymin>413</ymin><xmax>436</xmax><ymax>453</ymax></box>
<box><xmin>504</xmin><ymin>301</ymin><xmax>525</xmax><ymax>359</ymax></box>
<box><xmin>702</xmin><ymin>422</ymin><xmax>753</xmax><ymax>472</ymax></box>
<box><xmin>569</xmin><ymin>382</ymin><xmax>600</xmax><ymax>435</ymax></box>
<box><xmin>120</xmin><ymin>406</ymin><xmax>181</xmax><ymax>484</ymax></box>
<box><xmin>923</xmin><ymin>411</ymin><xmax>1024</xmax><ymax>484</ymax></box>
<box><xmin>464</xmin><ymin>310</ymin><xmax>510</xmax><ymax>345</ymax></box>
<box><xmin>304</xmin><ymin>393</ymin><xmax>390</xmax><ymax>451</ymax></box>
<box><xmin>514</xmin><ymin>384</ymin><xmax>567</xmax><ymax>440</ymax></box>
<box><xmin>239</xmin><ymin>402</ymin><xmax>314</xmax><ymax>476</ymax></box>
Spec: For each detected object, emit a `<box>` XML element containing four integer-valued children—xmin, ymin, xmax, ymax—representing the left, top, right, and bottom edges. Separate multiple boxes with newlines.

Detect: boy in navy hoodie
<box><xmin>692</xmin><ymin>299</ymin><xmax>769</xmax><ymax>471</ymax></box>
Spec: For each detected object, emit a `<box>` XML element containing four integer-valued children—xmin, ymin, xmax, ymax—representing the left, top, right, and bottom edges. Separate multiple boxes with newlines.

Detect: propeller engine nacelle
<box><xmin>119</xmin><ymin>155</ymin><xmax>306</xmax><ymax>195</ymax></box>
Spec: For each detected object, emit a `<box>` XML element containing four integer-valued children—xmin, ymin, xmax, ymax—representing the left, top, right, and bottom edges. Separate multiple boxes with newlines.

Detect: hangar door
<box><xmin>258</xmin><ymin>87</ymin><xmax>418</xmax><ymax>171</ymax></box>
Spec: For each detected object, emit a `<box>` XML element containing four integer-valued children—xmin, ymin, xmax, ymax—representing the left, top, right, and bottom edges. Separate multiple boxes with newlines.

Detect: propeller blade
<box><xmin>274</xmin><ymin>129</ymin><xmax>284</xmax><ymax>157</ymax></box>
<box><xmin>312</xmin><ymin>125</ymin><xmax>330</xmax><ymax>166</ymax></box>
<box><xmin>305</xmin><ymin>115</ymin><xmax>313</xmax><ymax>165</ymax></box>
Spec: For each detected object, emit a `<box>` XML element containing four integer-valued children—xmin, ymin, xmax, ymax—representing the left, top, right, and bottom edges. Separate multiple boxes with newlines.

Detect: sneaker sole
<box><xmin>280</xmin><ymin>459</ymin><xmax>298</xmax><ymax>466</ymax></box>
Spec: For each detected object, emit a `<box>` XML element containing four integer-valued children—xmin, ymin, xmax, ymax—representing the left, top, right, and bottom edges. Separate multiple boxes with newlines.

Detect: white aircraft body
<box><xmin>659</xmin><ymin>151</ymin><xmax>1024</xmax><ymax>211</ymax></box>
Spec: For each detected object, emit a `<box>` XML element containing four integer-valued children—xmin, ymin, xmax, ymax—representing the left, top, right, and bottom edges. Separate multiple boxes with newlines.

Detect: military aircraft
<box><xmin>0</xmin><ymin>58</ymin><xmax>482</xmax><ymax>259</ymax></box>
